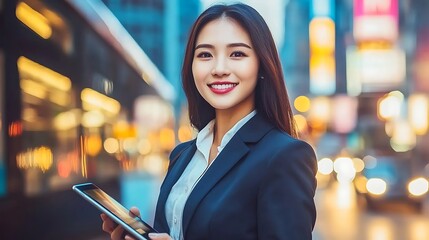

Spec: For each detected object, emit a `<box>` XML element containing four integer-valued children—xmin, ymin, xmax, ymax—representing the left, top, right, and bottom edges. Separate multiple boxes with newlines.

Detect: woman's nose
<box><xmin>211</xmin><ymin>57</ymin><xmax>230</xmax><ymax>77</ymax></box>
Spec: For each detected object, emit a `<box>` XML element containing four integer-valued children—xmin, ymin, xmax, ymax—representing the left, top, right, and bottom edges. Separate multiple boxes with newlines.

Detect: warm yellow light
<box><xmin>317</xmin><ymin>158</ymin><xmax>334</xmax><ymax>175</ymax></box>
<box><xmin>17</xmin><ymin>56</ymin><xmax>71</xmax><ymax>91</ymax></box>
<box><xmin>294</xmin><ymin>96</ymin><xmax>311</xmax><ymax>113</ymax></box>
<box><xmin>81</xmin><ymin>88</ymin><xmax>121</xmax><ymax>115</ymax></box>
<box><xmin>16</xmin><ymin>2</ymin><xmax>52</xmax><ymax>39</ymax></box>
<box><xmin>113</xmin><ymin>121</ymin><xmax>136</xmax><ymax>139</ymax></box>
<box><xmin>309</xmin><ymin>17</ymin><xmax>335</xmax><ymax>54</ymax></box>
<box><xmin>138</xmin><ymin>139</ymin><xmax>152</xmax><ymax>155</ymax></box>
<box><xmin>354</xmin><ymin>175</ymin><xmax>368</xmax><ymax>193</ymax></box>
<box><xmin>377</xmin><ymin>92</ymin><xmax>403</xmax><ymax>121</ymax></box>
<box><xmin>385</xmin><ymin>121</ymin><xmax>394</xmax><ymax>137</ymax></box>
<box><xmin>309</xmin><ymin>55</ymin><xmax>336</xmax><ymax>95</ymax></box>
<box><xmin>16</xmin><ymin>146</ymin><xmax>53</xmax><ymax>172</ymax></box>
<box><xmin>367</xmin><ymin>218</ymin><xmax>395</xmax><ymax>240</ymax></box>
<box><xmin>308</xmin><ymin>97</ymin><xmax>331</xmax><ymax>133</ymax></box>
<box><xmin>334</xmin><ymin>157</ymin><xmax>356</xmax><ymax>183</ymax></box>
<box><xmin>293</xmin><ymin>114</ymin><xmax>308</xmax><ymax>133</ymax></box>
<box><xmin>139</xmin><ymin>154</ymin><xmax>165</xmax><ymax>175</ymax></box>
<box><xmin>408</xmin><ymin>177</ymin><xmax>429</xmax><ymax>197</ymax></box>
<box><xmin>378</xmin><ymin>96</ymin><xmax>401</xmax><ymax>120</ymax></box>
<box><xmin>390</xmin><ymin>120</ymin><xmax>416</xmax><ymax>152</ymax></box>
<box><xmin>352</xmin><ymin>158</ymin><xmax>365</xmax><ymax>172</ymax></box>
<box><xmin>178</xmin><ymin>125</ymin><xmax>193</xmax><ymax>143</ymax></box>
<box><xmin>85</xmin><ymin>134</ymin><xmax>102</xmax><ymax>157</ymax></box>
<box><xmin>309</xmin><ymin>96</ymin><xmax>331</xmax><ymax>123</ymax></box>
<box><xmin>53</xmin><ymin>109</ymin><xmax>81</xmax><ymax>130</ymax></box>
<box><xmin>82</xmin><ymin>110</ymin><xmax>105</xmax><ymax>128</ymax></box>
<box><xmin>366</xmin><ymin>178</ymin><xmax>387</xmax><ymax>195</ymax></box>
<box><xmin>159</xmin><ymin>128</ymin><xmax>175</xmax><ymax>150</ymax></box>
<box><xmin>104</xmin><ymin>138</ymin><xmax>119</xmax><ymax>154</ymax></box>
<box><xmin>20</xmin><ymin>79</ymin><xmax>47</xmax><ymax>99</ymax></box>
<box><xmin>49</xmin><ymin>90</ymin><xmax>70</xmax><ymax>106</ymax></box>
<box><xmin>408</xmin><ymin>94</ymin><xmax>428</xmax><ymax>135</ymax></box>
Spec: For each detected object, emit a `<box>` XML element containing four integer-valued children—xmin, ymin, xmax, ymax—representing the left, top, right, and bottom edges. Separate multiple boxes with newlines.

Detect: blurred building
<box><xmin>0</xmin><ymin>0</ymin><xmax>176</xmax><ymax>239</ymax></box>
<box><xmin>102</xmin><ymin>0</ymin><xmax>202</xmax><ymax>119</ymax></box>
<box><xmin>101</xmin><ymin>0</ymin><xmax>166</xmax><ymax>71</ymax></box>
<box><xmin>281</xmin><ymin>0</ymin><xmax>310</xmax><ymax>100</ymax></box>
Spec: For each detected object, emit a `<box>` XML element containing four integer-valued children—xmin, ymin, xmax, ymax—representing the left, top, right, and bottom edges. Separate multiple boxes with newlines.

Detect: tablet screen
<box><xmin>76</xmin><ymin>184</ymin><xmax>154</xmax><ymax>235</ymax></box>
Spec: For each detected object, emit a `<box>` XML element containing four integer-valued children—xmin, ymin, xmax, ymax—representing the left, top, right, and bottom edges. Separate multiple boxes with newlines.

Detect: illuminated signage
<box><xmin>310</xmin><ymin>55</ymin><xmax>336</xmax><ymax>95</ymax></box>
<box><xmin>353</xmin><ymin>0</ymin><xmax>398</xmax><ymax>42</ymax></box>
<box><xmin>309</xmin><ymin>0</ymin><xmax>336</xmax><ymax>95</ymax></box>
<box><xmin>346</xmin><ymin>47</ymin><xmax>405</xmax><ymax>93</ymax></box>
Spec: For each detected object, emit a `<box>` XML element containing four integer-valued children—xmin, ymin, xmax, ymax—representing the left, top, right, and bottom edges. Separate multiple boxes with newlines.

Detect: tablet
<box><xmin>73</xmin><ymin>182</ymin><xmax>158</xmax><ymax>240</ymax></box>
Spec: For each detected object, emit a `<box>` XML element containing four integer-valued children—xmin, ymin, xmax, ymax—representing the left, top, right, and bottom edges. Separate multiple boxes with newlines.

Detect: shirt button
<box><xmin>174</xmin><ymin>217</ymin><xmax>177</xmax><ymax>224</ymax></box>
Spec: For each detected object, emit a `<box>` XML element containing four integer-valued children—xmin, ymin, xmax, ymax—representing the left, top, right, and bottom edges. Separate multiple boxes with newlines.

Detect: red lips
<box><xmin>208</xmin><ymin>82</ymin><xmax>238</xmax><ymax>94</ymax></box>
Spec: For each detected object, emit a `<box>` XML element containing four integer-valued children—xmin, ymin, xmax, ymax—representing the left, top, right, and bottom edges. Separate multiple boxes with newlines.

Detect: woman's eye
<box><xmin>230</xmin><ymin>51</ymin><xmax>246</xmax><ymax>58</ymax></box>
<box><xmin>196</xmin><ymin>52</ymin><xmax>212</xmax><ymax>58</ymax></box>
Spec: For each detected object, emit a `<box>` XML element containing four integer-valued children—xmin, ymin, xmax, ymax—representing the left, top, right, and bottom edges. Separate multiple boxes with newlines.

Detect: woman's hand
<box><xmin>100</xmin><ymin>207</ymin><xmax>172</xmax><ymax>240</ymax></box>
<box><xmin>148</xmin><ymin>233</ymin><xmax>173</xmax><ymax>240</ymax></box>
<box><xmin>100</xmin><ymin>206</ymin><xmax>141</xmax><ymax>240</ymax></box>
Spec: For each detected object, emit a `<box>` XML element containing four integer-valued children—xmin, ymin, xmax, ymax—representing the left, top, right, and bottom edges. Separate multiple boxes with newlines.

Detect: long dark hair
<box><xmin>182</xmin><ymin>3</ymin><xmax>297</xmax><ymax>137</ymax></box>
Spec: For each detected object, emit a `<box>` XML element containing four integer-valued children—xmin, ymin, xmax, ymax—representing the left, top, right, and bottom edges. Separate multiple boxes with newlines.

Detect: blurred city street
<box><xmin>87</xmin><ymin>175</ymin><xmax>429</xmax><ymax>240</ymax></box>
<box><xmin>313</xmin><ymin>182</ymin><xmax>429</xmax><ymax>240</ymax></box>
<box><xmin>1</xmin><ymin>0</ymin><xmax>429</xmax><ymax>239</ymax></box>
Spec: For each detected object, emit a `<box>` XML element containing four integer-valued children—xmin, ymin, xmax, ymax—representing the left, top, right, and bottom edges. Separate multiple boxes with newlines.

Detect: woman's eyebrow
<box><xmin>194</xmin><ymin>42</ymin><xmax>252</xmax><ymax>50</ymax></box>
<box><xmin>228</xmin><ymin>43</ymin><xmax>252</xmax><ymax>49</ymax></box>
<box><xmin>195</xmin><ymin>43</ymin><xmax>213</xmax><ymax>50</ymax></box>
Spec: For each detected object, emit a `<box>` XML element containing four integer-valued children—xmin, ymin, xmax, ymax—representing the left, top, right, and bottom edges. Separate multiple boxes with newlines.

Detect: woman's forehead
<box><xmin>195</xmin><ymin>17</ymin><xmax>252</xmax><ymax>46</ymax></box>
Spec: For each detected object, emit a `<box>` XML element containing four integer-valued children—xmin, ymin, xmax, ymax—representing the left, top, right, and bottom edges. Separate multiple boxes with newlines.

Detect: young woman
<box><xmin>101</xmin><ymin>3</ymin><xmax>317</xmax><ymax>240</ymax></box>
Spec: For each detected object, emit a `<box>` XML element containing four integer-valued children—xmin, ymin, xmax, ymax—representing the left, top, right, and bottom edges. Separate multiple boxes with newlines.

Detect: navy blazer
<box><xmin>154</xmin><ymin>114</ymin><xmax>317</xmax><ymax>240</ymax></box>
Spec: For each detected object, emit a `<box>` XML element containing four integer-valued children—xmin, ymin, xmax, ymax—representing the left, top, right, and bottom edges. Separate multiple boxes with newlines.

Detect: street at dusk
<box><xmin>314</xmin><ymin>182</ymin><xmax>429</xmax><ymax>240</ymax></box>
<box><xmin>1</xmin><ymin>0</ymin><xmax>429</xmax><ymax>239</ymax></box>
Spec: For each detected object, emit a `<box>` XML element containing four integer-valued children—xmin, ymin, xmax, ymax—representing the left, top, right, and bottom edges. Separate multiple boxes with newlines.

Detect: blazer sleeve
<box><xmin>257</xmin><ymin>140</ymin><xmax>317</xmax><ymax>240</ymax></box>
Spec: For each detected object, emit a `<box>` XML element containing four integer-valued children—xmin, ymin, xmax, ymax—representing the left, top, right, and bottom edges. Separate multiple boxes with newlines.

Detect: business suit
<box><xmin>154</xmin><ymin>113</ymin><xmax>317</xmax><ymax>239</ymax></box>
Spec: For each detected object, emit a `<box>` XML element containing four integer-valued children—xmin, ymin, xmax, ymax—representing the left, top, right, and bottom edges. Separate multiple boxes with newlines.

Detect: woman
<box><xmin>102</xmin><ymin>3</ymin><xmax>317</xmax><ymax>240</ymax></box>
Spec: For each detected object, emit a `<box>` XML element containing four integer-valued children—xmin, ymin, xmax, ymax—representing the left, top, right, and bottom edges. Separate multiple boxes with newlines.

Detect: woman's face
<box><xmin>192</xmin><ymin>17</ymin><xmax>259</xmax><ymax>114</ymax></box>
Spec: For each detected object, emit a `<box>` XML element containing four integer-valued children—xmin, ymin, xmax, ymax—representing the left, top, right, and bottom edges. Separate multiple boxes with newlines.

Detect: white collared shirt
<box><xmin>165</xmin><ymin>110</ymin><xmax>256</xmax><ymax>240</ymax></box>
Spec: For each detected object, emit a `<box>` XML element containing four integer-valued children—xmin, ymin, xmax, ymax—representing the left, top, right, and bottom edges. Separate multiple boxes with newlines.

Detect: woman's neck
<box><xmin>212</xmin><ymin>107</ymin><xmax>254</xmax><ymax>147</ymax></box>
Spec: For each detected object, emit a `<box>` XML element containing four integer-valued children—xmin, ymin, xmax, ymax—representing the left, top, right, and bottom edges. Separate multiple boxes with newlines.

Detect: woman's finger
<box><xmin>101</xmin><ymin>214</ymin><xmax>116</xmax><ymax>233</ymax></box>
<box><xmin>129</xmin><ymin>206</ymin><xmax>141</xmax><ymax>217</ymax></box>
<box><xmin>110</xmin><ymin>225</ymin><xmax>125</xmax><ymax>240</ymax></box>
<box><xmin>148</xmin><ymin>233</ymin><xmax>173</xmax><ymax>240</ymax></box>
<box><xmin>124</xmin><ymin>234</ymin><xmax>137</xmax><ymax>240</ymax></box>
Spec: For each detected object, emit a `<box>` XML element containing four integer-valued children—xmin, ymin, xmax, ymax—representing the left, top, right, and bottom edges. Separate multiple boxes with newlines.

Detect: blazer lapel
<box><xmin>155</xmin><ymin>141</ymin><xmax>196</xmax><ymax>231</ymax></box>
<box><xmin>182</xmin><ymin>113</ymin><xmax>274</xmax><ymax>235</ymax></box>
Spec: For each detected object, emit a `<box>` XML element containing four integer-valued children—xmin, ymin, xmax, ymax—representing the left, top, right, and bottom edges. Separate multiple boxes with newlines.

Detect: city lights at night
<box><xmin>1</xmin><ymin>0</ymin><xmax>429</xmax><ymax>239</ymax></box>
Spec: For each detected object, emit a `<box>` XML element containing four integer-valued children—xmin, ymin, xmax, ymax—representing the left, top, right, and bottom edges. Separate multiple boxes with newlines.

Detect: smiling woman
<box><xmin>192</xmin><ymin>17</ymin><xmax>259</xmax><ymax>121</ymax></box>
<box><xmin>101</xmin><ymin>3</ymin><xmax>317</xmax><ymax>240</ymax></box>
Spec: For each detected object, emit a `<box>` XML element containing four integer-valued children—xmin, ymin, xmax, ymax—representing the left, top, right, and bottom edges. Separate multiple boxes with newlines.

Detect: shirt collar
<box><xmin>195</xmin><ymin>110</ymin><xmax>257</xmax><ymax>163</ymax></box>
